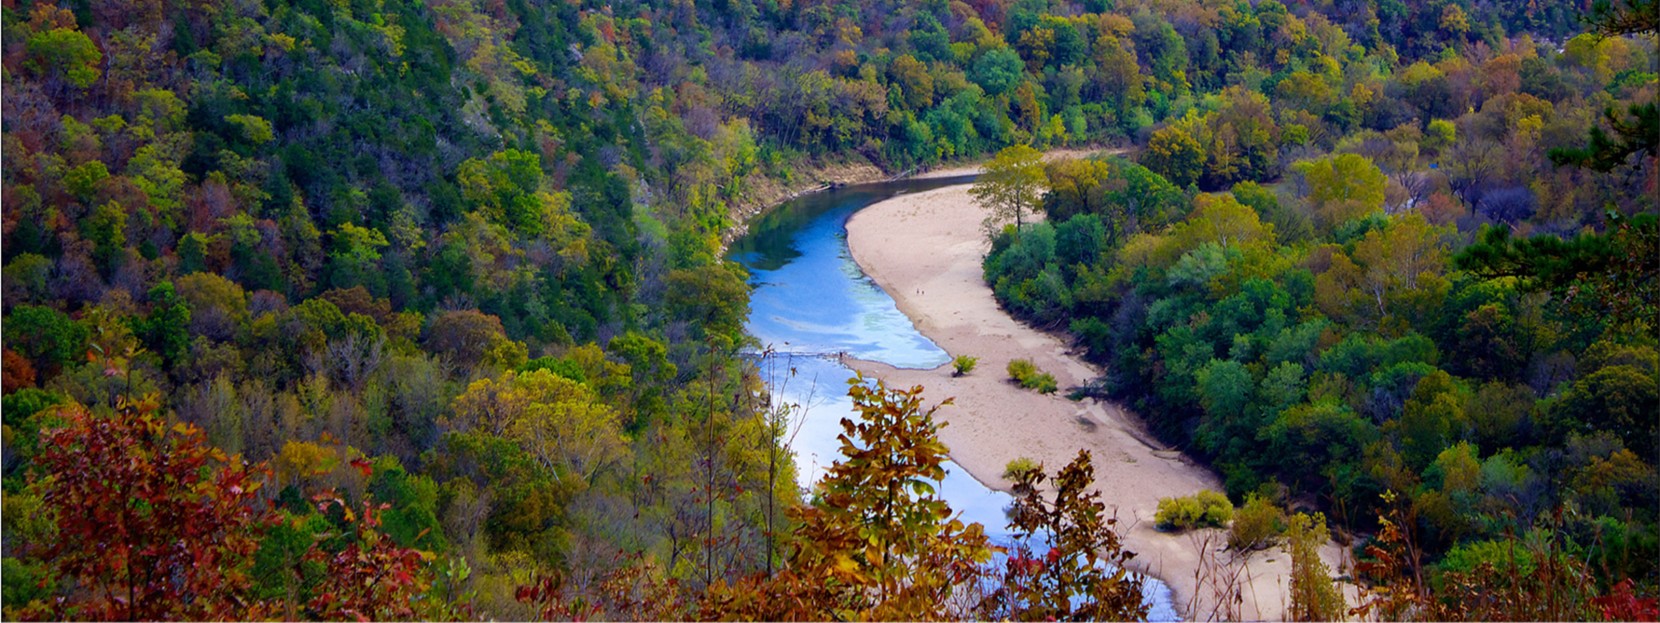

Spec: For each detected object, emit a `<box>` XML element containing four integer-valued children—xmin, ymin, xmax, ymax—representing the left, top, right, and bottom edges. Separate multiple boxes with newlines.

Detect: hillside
<box><xmin>2</xmin><ymin>0</ymin><xmax>1655</xmax><ymax>619</ymax></box>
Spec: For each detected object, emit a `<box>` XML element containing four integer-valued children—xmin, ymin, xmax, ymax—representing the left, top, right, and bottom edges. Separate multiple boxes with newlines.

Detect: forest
<box><xmin>1</xmin><ymin>0</ymin><xmax>1654</xmax><ymax>619</ymax></box>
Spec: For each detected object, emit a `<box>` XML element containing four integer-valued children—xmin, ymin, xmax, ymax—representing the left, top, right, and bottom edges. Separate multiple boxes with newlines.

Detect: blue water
<box><xmin>729</xmin><ymin>178</ymin><xmax>967</xmax><ymax>369</ymax></box>
<box><xmin>728</xmin><ymin>178</ymin><xmax>1178</xmax><ymax>621</ymax></box>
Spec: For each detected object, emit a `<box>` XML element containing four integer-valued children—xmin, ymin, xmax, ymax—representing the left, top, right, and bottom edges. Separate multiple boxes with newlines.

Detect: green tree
<box><xmin>1554</xmin><ymin>364</ymin><xmax>1659</xmax><ymax>461</ymax></box>
<box><xmin>140</xmin><ymin>282</ymin><xmax>192</xmax><ymax>366</ymax></box>
<box><xmin>1195</xmin><ymin>358</ymin><xmax>1258</xmax><ymax>456</ymax></box>
<box><xmin>1295</xmin><ymin>153</ymin><xmax>1387</xmax><ymax>232</ymax></box>
<box><xmin>26</xmin><ymin>27</ymin><xmax>101</xmax><ymax>89</ymax></box>
<box><xmin>1142</xmin><ymin>125</ymin><xmax>1204</xmax><ymax>188</ymax></box>
<box><xmin>970</xmin><ymin>47</ymin><xmax>1025</xmax><ymax>96</ymax></box>
<box><xmin>970</xmin><ymin>144</ymin><xmax>1046</xmax><ymax>238</ymax></box>
<box><xmin>3</xmin><ymin>306</ymin><xmax>89</xmax><ymax>375</ymax></box>
<box><xmin>1391</xmin><ymin>370</ymin><xmax>1467</xmax><ymax>471</ymax></box>
<box><xmin>665</xmin><ymin>263</ymin><xmax>751</xmax><ymax>343</ymax></box>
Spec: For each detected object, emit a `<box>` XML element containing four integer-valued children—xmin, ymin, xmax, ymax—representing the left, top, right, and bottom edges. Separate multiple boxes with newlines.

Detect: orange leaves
<box><xmin>2</xmin><ymin>348</ymin><xmax>37</xmax><ymax>392</ymax></box>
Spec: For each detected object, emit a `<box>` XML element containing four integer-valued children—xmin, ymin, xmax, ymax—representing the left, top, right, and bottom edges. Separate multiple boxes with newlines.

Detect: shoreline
<box><xmin>723</xmin><ymin>145</ymin><xmax>1126</xmax><ymax>246</ymax></box>
<box><xmin>841</xmin><ymin>179</ymin><xmax>1349</xmax><ymax>621</ymax></box>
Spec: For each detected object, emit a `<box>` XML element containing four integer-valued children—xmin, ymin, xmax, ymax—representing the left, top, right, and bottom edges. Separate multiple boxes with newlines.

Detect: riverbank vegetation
<box><xmin>3</xmin><ymin>0</ymin><xmax>1655</xmax><ymax>617</ymax></box>
<box><xmin>977</xmin><ymin>0</ymin><xmax>1658</xmax><ymax>616</ymax></box>
<box><xmin>1007</xmin><ymin>357</ymin><xmax>1060</xmax><ymax>393</ymax></box>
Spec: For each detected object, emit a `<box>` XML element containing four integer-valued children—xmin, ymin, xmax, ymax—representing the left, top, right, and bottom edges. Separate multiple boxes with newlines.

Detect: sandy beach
<box><xmin>842</xmin><ymin>177</ymin><xmax>1352</xmax><ymax>620</ymax></box>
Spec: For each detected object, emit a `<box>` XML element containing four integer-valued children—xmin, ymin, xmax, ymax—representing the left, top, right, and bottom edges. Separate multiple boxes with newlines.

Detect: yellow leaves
<box><xmin>1439</xmin><ymin>3</ymin><xmax>1470</xmax><ymax>34</ymax></box>
<box><xmin>1143</xmin><ymin>123</ymin><xmax>1204</xmax><ymax>187</ymax></box>
<box><xmin>373</xmin><ymin>21</ymin><xmax>405</xmax><ymax>58</ymax></box>
<box><xmin>449</xmin><ymin>369</ymin><xmax>630</xmax><ymax>486</ymax></box>
<box><xmin>276</xmin><ymin>440</ymin><xmax>342</xmax><ymax>486</ymax></box>
<box><xmin>222</xmin><ymin>113</ymin><xmax>272</xmax><ymax>146</ymax></box>
<box><xmin>483</xmin><ymin>336</ymin><xmax>528</xmax><ymax>370</ymax></box>
<box><xmin>1398</xmin><ymin>60</ymin><xmax>1443</xmax><ymax>88</ymax></box>
<box><xmin>1572</xmin><ymin>448</ymin><xmax>1650</xmax><ymax>493</ymax></box>
<box><xmin>532</xmin><ymin>190</ymin><xmax>591</xmax><ymax>263</ymax></box>
<box><xmin>1095</xmin><ymin>13</ymin><xmax>1134</xmax><ymax>38</ymax></box>
<box><xmin>1314</xmin><ymin>248</ymin><xmax>1367</xmax><ymax>322</ymax></box>
<box><xmin>1315</xmin><ymin>213</ymin><xmax>1450</xmax><ymax>327</ymax></box>
<box><xmin>1295</xmin><ymin>153</ymin><xmax>1387</xmax><ymax>232</ymax></box>
<box><xmin>1115</xmin><ymin>232</ymin><xmax>1175</xmax><ymax>273</ymax></box>
<box><xmin>264</xmin><ymin>32</ymin><xmax>297</xmax><ymax>53</ymax></box>
<box><xmin>1350</xmin><ymin>82</ymin><xmax>1377</xmax><ymax>110</ymax></box>
<box><xmin>969</xmin><ymin>145</ymin><xmax>1046</xmax><ymax>236</ymax></box>
<box><xmin>1172</xmin><ymin>192</ymin><xmax>1275</xmax><ymax>253</ymax></box>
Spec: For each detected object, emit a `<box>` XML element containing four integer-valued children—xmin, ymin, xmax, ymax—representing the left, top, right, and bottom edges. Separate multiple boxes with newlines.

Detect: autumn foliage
<box><xmin>20</xmin><ymin>395</ymin><xmax>274</xmax><ymax>621</ymax></box>
<box><xmin>9</xmin><ymin>396</ymin><xmax>452</xmax><ymax>620</ymax></box>
<box><xmin>986</xmin><ymin>450</ymin><xmax>1147</xmax><ymax>621</ymax></box>
<box><xmin>700</xmin><ymin>377</ymin><xmax>997</xmax><ymax>620</ymax></box>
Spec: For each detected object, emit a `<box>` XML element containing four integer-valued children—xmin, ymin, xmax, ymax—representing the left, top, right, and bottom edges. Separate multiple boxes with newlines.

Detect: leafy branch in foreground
<box><xmin>1456</xmin><ymin>213</ymin><xmax>1658</xmax><ymax>328</ymax></box>
<box><xmin>700</xmin><ymin>376</ymin><xmax>994</xmax><ymax>620</ymax></box>
<box><xmin>700</xmin><ymin>379</ymin><xmax>1147</xmax><ymax>621</ymax></box>
<box><xmin>9</xmin><ymin>395</ymin><xmax>461</xmax><ymax>621</ymax></box>
<box><xmin>1547</xmin><ymin>102</ymin><xmax>1659</xmax><ymax>173</ymax></box>
<box><xmin>983</xmin><ymin>449</ymin><xmax>1147</xmax><ymax>621</ymax></box>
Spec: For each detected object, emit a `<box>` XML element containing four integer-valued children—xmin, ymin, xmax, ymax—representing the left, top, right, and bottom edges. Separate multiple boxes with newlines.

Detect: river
<box><xmin>727</xmin><ymin>176</ymin><xmax>1179</xmax><ymax>621</ymax></box>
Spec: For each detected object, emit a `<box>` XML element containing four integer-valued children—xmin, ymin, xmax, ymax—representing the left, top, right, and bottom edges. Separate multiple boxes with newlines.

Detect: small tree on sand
<box><xmin>971</xmin><ymin>145</ymin><xmax>1046</xmax><ymax>239</ymax></box>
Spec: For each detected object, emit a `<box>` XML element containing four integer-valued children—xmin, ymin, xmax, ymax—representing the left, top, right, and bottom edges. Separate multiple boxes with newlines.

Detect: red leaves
<box><xmin>304</xmin><ymin>493</ymin><xmax>440</xmax><ymax>621</ymax></box>
<box><xmin>349</xmin><ymin>456</ymin><xmax>374</xmax><ymax>479</ymax></box>
<box><xmin>1593</xmin><ymin>579</ymin><xmax>1659</xmax><ymax>622</ymax></box>
<box><xmin>24</xmin><ymin>396</ymin><xmax>274</xmax><ymax>621</ymax></box>
<box><xmin>18</xmin><ymin>396</ymin><xmax>454</xmax><ymax>621</ymax></box>
<box><xmin>516</xmin><ymin>573</ymin><xmax>602</xmax><ymax>621</ymax></box>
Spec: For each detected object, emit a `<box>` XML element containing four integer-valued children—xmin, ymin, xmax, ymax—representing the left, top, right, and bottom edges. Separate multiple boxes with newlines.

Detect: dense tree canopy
<box><xmin>3</xmin><ymin>0</ymin><xmax>1656</xmax><ymax>617</ymax></box>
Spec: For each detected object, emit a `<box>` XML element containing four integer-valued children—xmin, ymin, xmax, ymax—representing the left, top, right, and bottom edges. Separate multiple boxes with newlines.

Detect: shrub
<box><xmin>1003</xmin><ymin>456</ymin><xmax>1039</xmax><ymax>481</ymax></box>
<box><xmin>1228</xmin><ymin>493</ymin><xmax>1286</xmax><ymax>551</ymax></box>
<box><xmin>1288</xmin><ymin>512</ymin><xmax>1345</xmax><ymax>621</ymax></box>
<box><xmin>952</xmin><ymin>355</ymin><xmax>980</xmax><ymax>377</ymax></box>
<box><xmin>1007</xmin><ymin>359</ymin><xmax>1058</xmax><ymax>393</ymax></box>
<box><xmin>1155</xmin><ymin>490</ymin><xmax>1233</xmax><ymax>531</ymax></box>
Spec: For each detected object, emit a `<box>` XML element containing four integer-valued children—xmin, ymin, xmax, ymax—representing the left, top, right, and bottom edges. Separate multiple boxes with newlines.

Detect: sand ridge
<box><xmin>841</xmin><ymin>178</ymin><xmax>1352</xmax><ymax>621</ymax></box>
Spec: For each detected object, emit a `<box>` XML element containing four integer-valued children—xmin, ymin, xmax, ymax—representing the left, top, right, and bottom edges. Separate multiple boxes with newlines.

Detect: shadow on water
<box><xmin>728</xmin><ymin>178</ymin><xmax>1177</xmax><ymax>621</ymax></box>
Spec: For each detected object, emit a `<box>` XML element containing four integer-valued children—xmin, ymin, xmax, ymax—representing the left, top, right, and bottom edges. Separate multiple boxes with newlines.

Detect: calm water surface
<box><xmin>728</xmin><ymin>177</ymin><xmax>1178</xmax><ymax>620</ymax></box>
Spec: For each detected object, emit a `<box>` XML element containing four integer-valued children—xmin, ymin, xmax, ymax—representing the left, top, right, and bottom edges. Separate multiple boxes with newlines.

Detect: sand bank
<box><xmin>842</xmin><ymin>180</ymin><xmax>1353</xmax><ymax>620</ymax></box>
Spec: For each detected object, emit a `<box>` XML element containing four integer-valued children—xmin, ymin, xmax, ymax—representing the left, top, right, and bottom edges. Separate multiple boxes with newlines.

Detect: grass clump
<box><xmin>952</xmin><ymin>355</ymin><xmax>979</xmax><ymax>376</ymax></box>
<box><xmin>1007</xmin><ymin>358</ymin><xmax>1057</xmax><ymax>394</ymax></box>
<box><xmin>1154</xmin><ymin>490</ymin><xmax>1233</xmax><ymax>531</ymax></box>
